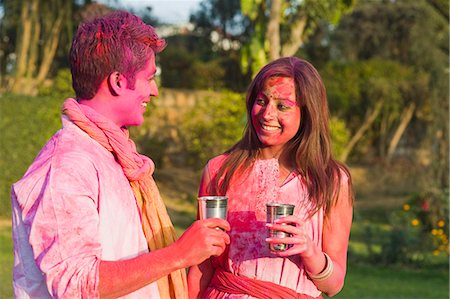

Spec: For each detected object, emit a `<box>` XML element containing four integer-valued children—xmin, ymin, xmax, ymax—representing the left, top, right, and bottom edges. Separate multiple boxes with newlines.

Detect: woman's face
<box><xmin>251</xmin><ymin>76</ymin><xmax>301</xmax><ymax>154</ymax></box>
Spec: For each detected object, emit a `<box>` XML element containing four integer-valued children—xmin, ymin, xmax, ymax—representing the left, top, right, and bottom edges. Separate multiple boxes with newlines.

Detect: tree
<box><xmin>188</xmin><ymin>0</ymin><xmax>250</xmax><ymax>91</ymax></box>
<box><xmin>240</xmin><ymin>0</ymin><xmax>356</xmax><ymax>76</ymax></box>
<box><xmin>2</xmin><ymin>0</ymin><xmax>107</xmax><ymax>95</ymax></box>
<box><xmin>329</xmin><ymin>0</ymin><xmax>448</xmax><ymax>187</ymax></box>
<box><xmin>323</xmin><ymin>59</ymin><xmax>429</xmax><ymax>163</ymax></box>
<box><xmin>190</xmin><ymin>0</ymin><xmax>244</xmax><ymax>38</ymax></box>
<box><xmin>9</xmin><ymin>0</ymin><xmax>70</xmax><ymax>94</ymax></box>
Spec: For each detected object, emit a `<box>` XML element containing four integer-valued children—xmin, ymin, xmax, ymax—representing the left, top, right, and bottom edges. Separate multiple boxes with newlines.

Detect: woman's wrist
<box><xmin>305</xmin><ymin>252</ymin><xmax>334</xmax><ymax>281</ymax></box>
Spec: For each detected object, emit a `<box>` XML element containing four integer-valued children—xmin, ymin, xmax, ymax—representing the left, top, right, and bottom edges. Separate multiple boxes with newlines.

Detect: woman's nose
<box><xmin>262</xmin><ymin>103</ymin><xmax>276</xmax><ymax>120</ymax></box>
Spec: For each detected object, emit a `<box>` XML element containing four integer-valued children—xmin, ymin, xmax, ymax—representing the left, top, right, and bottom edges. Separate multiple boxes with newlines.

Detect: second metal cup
<box><xmin>266</xmin><ymin>203</ymin><xmax>295</xmax><ymax>251</ymax></box>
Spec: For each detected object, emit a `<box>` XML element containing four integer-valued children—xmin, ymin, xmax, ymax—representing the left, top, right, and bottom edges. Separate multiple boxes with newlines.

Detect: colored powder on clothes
<box><xmin>254</xmin><ymin>158</ymin><xmax>280</xmax><ymax>218</ymax></box>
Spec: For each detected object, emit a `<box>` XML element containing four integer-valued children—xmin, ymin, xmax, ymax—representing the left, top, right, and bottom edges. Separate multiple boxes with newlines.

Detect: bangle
<box><xmin>306</xmin><ymin>252</ymin><xmax>334</xmax><ymax>281</ymax></box>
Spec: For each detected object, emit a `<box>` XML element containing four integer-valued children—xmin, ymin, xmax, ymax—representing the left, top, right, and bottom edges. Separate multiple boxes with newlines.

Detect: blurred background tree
<box><xmin>327</xmin><ymin>0</ymin><xmax>449</xmax><ymax>189</ymax></box>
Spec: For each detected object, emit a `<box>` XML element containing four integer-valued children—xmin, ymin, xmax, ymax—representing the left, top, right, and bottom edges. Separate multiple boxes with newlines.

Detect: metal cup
<box><xmin>198</xmin><ymin>196</ymin><xmax>228</xmax><ymax>220</ymax></box>
<box><xmin>266</xmin><ymin>203</ymin><xmax>295</xmax><ymax>251</ymax></box>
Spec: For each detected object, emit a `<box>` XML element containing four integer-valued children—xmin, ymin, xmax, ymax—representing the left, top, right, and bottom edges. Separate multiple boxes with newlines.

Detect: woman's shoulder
<box><xmin>206</xmin><ymin>154</ymin><xmax>229</xmax><ymax>172</ymax></box>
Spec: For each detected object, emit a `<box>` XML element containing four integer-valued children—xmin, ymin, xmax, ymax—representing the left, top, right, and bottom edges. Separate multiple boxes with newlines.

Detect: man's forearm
<box><xmin>99</xmin><ymin>243</ymin><xmax>184</xmax><ymax>299</ymax></box>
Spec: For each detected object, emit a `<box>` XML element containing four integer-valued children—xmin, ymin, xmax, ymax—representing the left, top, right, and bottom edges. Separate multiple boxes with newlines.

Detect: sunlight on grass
<box><xmin>0</xmin><ymin>218</ymin><xmax>13</xmax><ymax>299</ymax></box>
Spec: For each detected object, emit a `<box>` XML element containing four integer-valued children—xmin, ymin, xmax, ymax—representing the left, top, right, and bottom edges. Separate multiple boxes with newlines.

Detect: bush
<box><xmin>330</xmin><ymin>116</ymin><xmax>350</xmax><ymax>159</ymax></box>
<box><xmin>0</xmin><ymin>94</ymin><xmax>63</xmax><ymax>216</ymax></box>
<box><xmin>38</xmin><ymin>68</ymin><xmax>74</xmax><ymax>98</ymax></box>
<box><xmin>177</xmin><ymin>90</ymin><xmax>246</xmax><ymax>168</ymax></box>
<box><xmin>381</xmin><ymin>188</ymin><xmax>449</xmax><ymax>265</ymax></box>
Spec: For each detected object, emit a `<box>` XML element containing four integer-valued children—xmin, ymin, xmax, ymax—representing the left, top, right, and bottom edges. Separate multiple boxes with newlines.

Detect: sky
<box><xmin>103</xmin><ymin>0</ymin><xmax>203</xmax><ymax>24</ymax></box>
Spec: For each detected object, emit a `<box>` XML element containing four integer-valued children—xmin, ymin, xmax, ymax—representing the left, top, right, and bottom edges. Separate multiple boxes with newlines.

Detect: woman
<box><xmin>188</xmin><ymin>57</ymin><xmax>353</xmax><ymax>299</ymax></box>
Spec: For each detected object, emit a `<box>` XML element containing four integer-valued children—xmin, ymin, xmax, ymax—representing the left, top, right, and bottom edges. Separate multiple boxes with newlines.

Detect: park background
<box><xmin>0</xmin><ymin>0</ymin><xmax>448</xmax><ymax>298</ymax></box>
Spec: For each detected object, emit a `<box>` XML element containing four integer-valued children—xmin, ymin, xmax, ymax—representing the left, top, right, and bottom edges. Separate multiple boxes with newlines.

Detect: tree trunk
<box><xmin>26</xmin><ymin>0</ymin><xmax>40</xmax><ymax>79</ymax></box>
<box><xmin>11</xmin><ymin>0</ymin><xmax>33</xmax><ymax>93</ymax></box>
<box><xmin>281</xmin><ymin>14</ymin><xmax>307</xmax><ymax>57</ymax></box>
<box><xmin>339</xmin><ymin>100</ymin><xmax>384</xmax><ymax>163</ymax></box>
<box><xmin>10</xmin><ymin>0</ymin><xmax>67</xmax><ymax>95</ymax></box>
<box><xmin>386</xmin><ymin>102</ymin><xmax>416</xmax><ymax>162</ymax></box>
<box><xmin>36</xmin><ymin>10</ymin><xmax>65</xmax><ymax>83</ymax></box>
<box><xmin>266</xmin><ymin>0</ymin><xmax>281</xmax><ymax>60</ymax></box>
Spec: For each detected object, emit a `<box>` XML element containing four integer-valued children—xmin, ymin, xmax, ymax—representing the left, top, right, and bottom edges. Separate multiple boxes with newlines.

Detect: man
<box><xmin>11</xmin><ymin>11</ymin><xmax>230</xmax><ymax>299</ymax></box>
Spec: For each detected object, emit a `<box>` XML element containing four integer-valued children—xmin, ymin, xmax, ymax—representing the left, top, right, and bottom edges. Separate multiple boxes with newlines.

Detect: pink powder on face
<box><xmin>264</xmin><ymin>77</ymin><xmax>296</xmax><ymax>102</ymax></box>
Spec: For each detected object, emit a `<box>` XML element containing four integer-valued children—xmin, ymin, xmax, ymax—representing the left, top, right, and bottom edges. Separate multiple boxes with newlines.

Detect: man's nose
<box><xmin>150</xmin><ymin>80</ymin><xmax>158</xmax><ymax>97</ymax></box>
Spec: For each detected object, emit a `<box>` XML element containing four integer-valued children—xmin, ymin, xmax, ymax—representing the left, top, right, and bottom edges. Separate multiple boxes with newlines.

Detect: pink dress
<box><xmin>11</xmin><ymin>116</ymin><xmax>160</xmax><ymax>299</ymax></box>
<box><xmin>200</xmin><ymin>155</ymin><xmax>323</xmax><ymax>298</ymax></box>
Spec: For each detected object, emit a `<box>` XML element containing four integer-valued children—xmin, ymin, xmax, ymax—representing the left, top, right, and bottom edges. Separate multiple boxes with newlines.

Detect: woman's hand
<box><xmin>265</xmin><ymin>215</ymin><xmax>317</xmax><ymax>258</ymax></box>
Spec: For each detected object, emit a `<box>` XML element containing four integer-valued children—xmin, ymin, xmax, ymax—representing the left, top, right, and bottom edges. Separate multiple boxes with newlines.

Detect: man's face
<box><xmin>113</xmin><ymin>54</ymin><xmax>158</xmax><ymax>127</ymax></box>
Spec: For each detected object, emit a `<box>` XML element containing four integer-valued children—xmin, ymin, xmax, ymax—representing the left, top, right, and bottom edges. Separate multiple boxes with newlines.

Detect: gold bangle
<box><xmin>306</xmin><ymin>252</ymin><xmax>334</xmax><ymax>281</ymax></box>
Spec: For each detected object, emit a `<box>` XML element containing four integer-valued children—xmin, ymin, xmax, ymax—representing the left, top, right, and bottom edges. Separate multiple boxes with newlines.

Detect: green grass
<box><xmin>328</xmin><ymin>263</ymin><xmax>449</xmax><ymax>299</ymax></box>
<box><xmin>1</xmin><ymin>217</ymin><xmax>448</xmax><ymax>299</ymax></box>
<box><xmin>0</xmin><ymin>219</ymin><xmax>13</xmax><ymax>299</ymax></box>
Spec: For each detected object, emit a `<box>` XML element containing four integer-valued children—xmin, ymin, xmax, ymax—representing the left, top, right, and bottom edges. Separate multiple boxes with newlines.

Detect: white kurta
<box><xmin>11</xmin><ymin>116</ymin><xmax>160</xmax><ymax>298</ymax></box>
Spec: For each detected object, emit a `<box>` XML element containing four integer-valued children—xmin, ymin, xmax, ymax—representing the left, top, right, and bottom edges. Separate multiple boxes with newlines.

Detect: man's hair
<box><xmin>70</xmin><ymin>10</ymin><xmax>166</xmax><ymax>99</ymax></box>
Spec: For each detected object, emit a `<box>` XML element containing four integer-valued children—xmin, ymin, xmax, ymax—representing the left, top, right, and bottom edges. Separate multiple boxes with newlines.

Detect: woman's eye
<box><xmin>255</xmin><ymin>98</ymin><xmax>265</xmax><ymax>106</ymax></box>
<box><xmin>278</xmin><ymin>103</ymin><xmax>288</xmax><ymax>110</ymax></box>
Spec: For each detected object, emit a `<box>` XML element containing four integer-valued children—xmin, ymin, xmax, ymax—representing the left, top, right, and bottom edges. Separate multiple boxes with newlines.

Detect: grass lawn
<box><xmin>0</xmin><ymin>218</ymin><xmax>13</xmax><ymax>299</ymax></box>
<box><xmin>1</xmin><ymin>216</ymin><xmax>448</xmax><ymax>299</ymax></box>
<box><xmin>327</xmin><ymin>263</ymin><xmax>449</xmax><ymax>299</ymax></box>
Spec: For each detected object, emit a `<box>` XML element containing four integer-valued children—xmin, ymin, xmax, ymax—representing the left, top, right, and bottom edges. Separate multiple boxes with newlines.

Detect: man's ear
<box><xmin>107</xmin><ymin>72</ymin><xmax>127</xmax><ymax>96</ymax></box>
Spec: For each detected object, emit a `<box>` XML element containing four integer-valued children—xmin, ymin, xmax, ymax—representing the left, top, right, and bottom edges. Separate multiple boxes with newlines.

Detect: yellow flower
<box><xmin>437</xmin><ymin>219</ymin><xmax>445</xmax><ymax>227</ymax></box>
<box><xmin>431</xmin><ymin>229</ymin><xmax>439</xmax><ymax>235</ymax></box>
<box><xmin>403</xmin><ymin>204</ymin><xmax>411</xmax><ymax>211</ymax></box>
<box><xmin>411</xmin><ymin>219</ymin><xmax>420</xmax><ymax>226</ymax></box>
<box><xmin>433</xmin><ymin>250</ymin><xmax>440</xmax><ymax>256</ymax></box>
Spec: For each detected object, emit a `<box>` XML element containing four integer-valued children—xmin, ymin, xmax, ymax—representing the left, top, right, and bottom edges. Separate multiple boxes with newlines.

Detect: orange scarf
<box><xmin>62</xmin><ymin>98</ymin><xmax>187</xmax><ymax>298</ymax></box>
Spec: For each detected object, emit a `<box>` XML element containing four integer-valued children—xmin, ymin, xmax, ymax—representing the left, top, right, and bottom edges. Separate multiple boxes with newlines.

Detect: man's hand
<box><xmin>175</xmin><ymin>218</ymin><xmax>230</xmax><ymax>268</ymax></box>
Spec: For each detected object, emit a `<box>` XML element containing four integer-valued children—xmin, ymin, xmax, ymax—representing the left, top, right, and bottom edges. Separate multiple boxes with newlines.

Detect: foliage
<box><xmin>329</xmin><ymin>116</ymin><xmax>350</xmax><ymax>159</ymax></box>
<box><xmin>190</xmin><ymin>0</ymin><xmax>244</xmax><ymax>37</ymax></box>
<box><xmin>358</xmin><ymin>188</ymin><xmax>450</xmax><ymax>266</ymax></box>
<box><xmin>0</xmin><ymin>94</ymin><xmax>63</xmax><ymax>216</ymax></box>
<box><xmin>170</xmin><ymin>7</ymin><xmax>250</xmax><ymax>92</ymax></box>
<box><xmin>6</xmin><ymin>0</ymin><xmax>78</xmax><ymax>94</ymax></box>
<box><xmin>178</xmin><ymin>90</ymin><xmax>246</xmax><ymax>168</ymax></box>
<box><xmin>333</xmin><ymin>0</ymin><xmax>448</xmax><ymax>71</ymax></box>
<box><xmin>38</xmin><ymin>68</ymin><xmax>74</xmax><ymax>98</ymax></box>
<box><xmin>159</xmin><ymin>35</ymin><xmax>227</xmax><ymax>90</ymax></box>
<box><xmin>383</xmin><ymin>189</ymin><xmax>449</xmax><ymax>263</ymax></box>
<box><xmin>330</xmin><ymin>0</ymin><xmax>449</xmax><ymax>182</ymax></box>
<box><xmin>240</xmin><ymin>0</ymin><xmax>356</xmax><ymax>76</ymax></box>
<box><xmin>322</xmin><ymin>58</ymin><xmax>429</xmax><ymax>161</ymax></box>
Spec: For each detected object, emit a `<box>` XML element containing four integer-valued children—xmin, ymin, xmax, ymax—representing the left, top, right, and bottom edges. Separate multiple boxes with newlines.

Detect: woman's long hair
<box><xmin>211</xmin><ymin>57</ymin><xmax>352</xmax><ymax>217</ymax></box>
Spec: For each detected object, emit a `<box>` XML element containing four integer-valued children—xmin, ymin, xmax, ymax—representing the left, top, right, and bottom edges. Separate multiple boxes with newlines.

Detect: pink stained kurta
<box><xmin>11</xmin><ymin>116</ymin><xmax>160</xmax><ymax>299</ymax></box>
<box><xmin>200</xmin><ymin>155</ymin><xmax>324</xmax><ymax>298</ymax></box>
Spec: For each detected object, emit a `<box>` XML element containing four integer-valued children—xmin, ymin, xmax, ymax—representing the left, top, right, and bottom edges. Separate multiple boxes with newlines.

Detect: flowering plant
<box><xmin>380</xmin><ymin>188</ymin><xmax>448</xmax><ymax>265</ymax></box>
<box><xmin>400</xmin><ymin>189</ymin><xmax>449</xmax><ymax>256</ymax></box>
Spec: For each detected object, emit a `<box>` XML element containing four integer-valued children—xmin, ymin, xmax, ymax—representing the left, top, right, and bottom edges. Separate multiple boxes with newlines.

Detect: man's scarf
<box><xmin>62</xmin><ymin>98</ymin><xmax>187</xmax><ymax>298</ymax></box>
